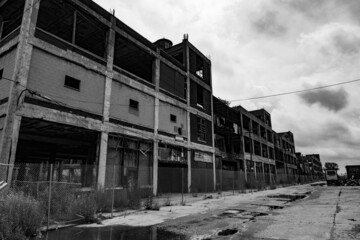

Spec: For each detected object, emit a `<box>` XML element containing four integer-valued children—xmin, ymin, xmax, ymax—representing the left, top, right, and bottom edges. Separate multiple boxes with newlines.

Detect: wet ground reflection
<box><xmin>42</xmin><ymin>225</ymin><xmax>186</xmax><ymax>240</ymax></box>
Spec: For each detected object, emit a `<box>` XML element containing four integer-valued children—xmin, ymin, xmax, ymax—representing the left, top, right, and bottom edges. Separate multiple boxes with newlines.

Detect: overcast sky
<box><xmin>94</xmin><ymin>0</ymin><xmax>360</xmax><ymax>173</ymax></box>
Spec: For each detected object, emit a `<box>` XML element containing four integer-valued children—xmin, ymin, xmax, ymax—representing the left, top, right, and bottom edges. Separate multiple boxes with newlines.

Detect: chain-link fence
<box><xmin>4</xmin><ymin>162</ymin><xmax>320</xmax><ymax>231</ymax></box>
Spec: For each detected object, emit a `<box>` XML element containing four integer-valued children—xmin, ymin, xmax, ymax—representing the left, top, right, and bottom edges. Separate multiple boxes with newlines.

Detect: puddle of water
<box><xmin>218</xmin><ymin>228</ymin><xmax>238</xmax><ymax>236</ymax></box>
<box><xmin>267</xmin><ymin>194</ymin><xmax>306</xmax><ymax>201</ymax></box>
<box><xmin>37</xmin><ymin>225</ymin><xmax>186</xmax><ymax>240</ymax></box>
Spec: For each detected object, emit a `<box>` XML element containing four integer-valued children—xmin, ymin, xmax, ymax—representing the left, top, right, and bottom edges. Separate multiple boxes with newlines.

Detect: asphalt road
<box><xmin>159</xmin><ymin>184</ymin><xmax>360</xmax><ymax>240</ymax></box>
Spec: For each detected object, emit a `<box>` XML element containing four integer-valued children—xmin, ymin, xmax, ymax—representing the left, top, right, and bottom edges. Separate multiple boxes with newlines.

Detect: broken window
<box><xmin>197</xmin><ymin>117</ymin><xmax>206</xmax><ymax>142</ymax></box>
<box><xmin>114</xmin><ymin>33</ymin><xmax>154</xmax><ymax>83</ymax></box>
<box><xmin>159</xmin><ymin>62</ymin><xmax>186</xmax><ymax>99</ymax></box>
<box><xmin>158</xmin><ymin>144</ymin><xmax>186</xmax><ymax>163</ymax></box>
<box><xmin>197</xmin><ymin>85</ymin><xmax>204</xmax><ymax>108</ymax></box>
<box><xmin>195</xmin><ymin>54</ymin><xmax>204</xmax><ymax>78</ymax></box>
<box><xmin>215</xmin><ymin>134</ymin><xmax>226</xmax><ymax>152</ymax></box>
<box><xmin>0</xmin><ymin>0</ymin><xmax>25</xmax><ymax>40</ymax></box>
<box><xmin>262</xmin><ymin>144</ymin><xmax>268</xmax><ymax>158</ymax></box>
<box><xmin>254</xmin><ymin>141</ymin><xmax>261</xmax><ymax>156</ymax></box>
<box><xmin>244</xmin><ymin>136</ymin><xmax>252</xmax><ymax>153</ymax></box>
<box><xmin>36</xmin><ymin>0</ymin><xmax>107</xmax><ymax>58</ymax></box>
<box><xmin>242</xmin><ymin>115</ymin><xmax>250</xmax><ymax>131</ymax></box>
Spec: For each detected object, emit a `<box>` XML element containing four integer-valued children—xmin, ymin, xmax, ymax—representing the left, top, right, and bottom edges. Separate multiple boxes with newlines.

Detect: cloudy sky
<box><xmin>94</xmin><ymin>0</ymin><xmax>360</xmax><ymax>173</ymax></box>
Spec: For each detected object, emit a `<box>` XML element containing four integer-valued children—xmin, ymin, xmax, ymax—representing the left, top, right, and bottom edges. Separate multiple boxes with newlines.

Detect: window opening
<box><xmin>129</xmin><ymin>99</ymin><xmax>139</xmax><ymax>110</ymax></box>
<box><xmin>64</xmin><ymin>75</ymin><xmax>81</xmax><ymax>91</ymax></box>
<box><xmin>170</xmin><ymin>114</ymin><xmax>177</xmax><ymax>123</ymax></box>
<box><xmin>0</xmin><ymin>69</ymin><xmax>3</xmax><ymax>80</ymax></box>
<box><xmin>196</xmin><ymin>54</ymin><xmax>204</xmax><ymax>78</ymax></box>
<box><xmin>197</xmin><ymin>85</ymin><xmax>204</xmax><ymax>108</ymax></box>
<box><xmin>197</xmin><ymin>117</ymin><xmax>206</xmax><ymax>142</ymax></box>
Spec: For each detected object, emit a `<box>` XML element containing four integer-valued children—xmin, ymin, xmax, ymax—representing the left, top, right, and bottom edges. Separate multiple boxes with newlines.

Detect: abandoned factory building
<box><xmin>0</xmin><ymin>0</ymin><xmax>322</xmax><ymax>194</ymax></box>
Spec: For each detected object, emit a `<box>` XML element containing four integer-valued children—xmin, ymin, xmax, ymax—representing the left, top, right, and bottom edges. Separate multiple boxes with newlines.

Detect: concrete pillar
<box><xmin>0</xmin><ymin>0</ymin><xmax>39</xmax><ymax>183</ymax></box>
<box><xmin>97</xmin><ymin>15</ymin><xmax>115</xmax><ymax>190</ymax></box>
<box><xmin>97</xmin><ymin>132</ymin><xmax>108</xmax><ymax>188</ymax></box>
<box><xmin>185</xmin><ymin>40</ymin><xmax>192</xmax><ymax>193</ymax></box>
<box><xmin>209</xmin><ymin>64</ymin><xmax>216</xmax><ymax>191</ymax></box>
<box><xmin>152</xmin><ymin>50</ymin><xmax>160</xmax><ymax>196</ymax></box>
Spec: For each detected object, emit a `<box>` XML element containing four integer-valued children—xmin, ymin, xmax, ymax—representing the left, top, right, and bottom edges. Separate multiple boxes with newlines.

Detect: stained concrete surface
<box><xmin>159</xmin><ymin>185</ymin><xmax>360</xmax><ymax>240</ymax></box>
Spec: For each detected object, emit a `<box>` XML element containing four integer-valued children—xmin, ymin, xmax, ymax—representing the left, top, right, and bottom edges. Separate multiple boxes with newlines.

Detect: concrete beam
<box><xmin>71</xmin><ymin>0</ymin><xmax>111</xmax><ymax>27</ymax></box>
<box><xmin>189</xmin><ymin>74</ymin><xmax>212</xmax><ymax>92</ymax></box>
<box><xmin>188</xmin><ymin>108</ymin><xmax>212</xmax><ymax>122</ymax></box>
<box><xmin>19</xmin><ymin>103</ymin><xmax>104</xmax><ymax>132</ymax></box>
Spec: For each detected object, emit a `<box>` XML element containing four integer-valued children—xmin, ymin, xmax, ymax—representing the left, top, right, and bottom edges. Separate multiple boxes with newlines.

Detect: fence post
<box><xmin>111</xmin><ymin>163</ymin><xmax>115</xmax><ymax>218</ymax></box>
<box><xmin>232</xmin><ymin>173</ymin><xmax>235</xmax><ymax>195</ymax></box>
<box><xmin>47</xmin><ymin>164</ymin><xmax>53</xmax><ymax>232</ymax></box>
<box><xmin>181</xmin><ymin>167</ymin><xmax>184</xmax><ymax>205</ymax></box>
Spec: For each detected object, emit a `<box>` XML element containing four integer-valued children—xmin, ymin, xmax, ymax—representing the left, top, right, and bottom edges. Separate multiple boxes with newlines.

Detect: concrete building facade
<box><xmin>0</xmin><ymin>0</ymin><xmax>215</xmax><ymax>195</ymax></box>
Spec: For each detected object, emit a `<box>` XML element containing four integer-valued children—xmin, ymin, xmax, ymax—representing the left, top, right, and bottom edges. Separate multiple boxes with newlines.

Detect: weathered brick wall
<box><xmin>27</xmin><ymin>48</ymin><xmax>105</xmax><ymax>115</ymax></box>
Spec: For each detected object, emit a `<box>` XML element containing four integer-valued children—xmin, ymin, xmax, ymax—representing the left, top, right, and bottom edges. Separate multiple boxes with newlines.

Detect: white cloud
<box><xmin>94</xmin><ymin>0</ymin><xmax>360</xmax><ymax>172</ymax></box>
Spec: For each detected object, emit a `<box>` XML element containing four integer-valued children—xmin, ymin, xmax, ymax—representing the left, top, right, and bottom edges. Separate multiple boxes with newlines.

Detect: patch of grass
<box><xmin>163</xmin><ymin>195</ymin><xmax>172</xmax><ymax>206</ymax></box>
<box><xmin>73</xmin><ymin>193</ymin><xmax>97</xmax><ymax>222</ymax></box>
<box><xmin>0</xmin><ymin>190</ymin><xmax>43</xmax><ymax>240</ymax></box>
<box><xmin>143</xmin><ymin>191</ymin><xmax>160</xmax><ymax>211</ymax></box>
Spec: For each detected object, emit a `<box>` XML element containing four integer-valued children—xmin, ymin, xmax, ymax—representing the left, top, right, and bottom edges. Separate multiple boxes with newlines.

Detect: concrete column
<box><xmin>102</xmin><ymin>17</ymin><xmax>115</xmax><ymax>122</ymax></box>
<box><xmin>0</xmin><ymin>0</ymin><xmax>39</xmax><ymax>183</ymax></box>
<box><xmin>208</xmin><ymin>62</ymin><xmax>216</xmax><ymax>191</ymax></box>
<box><xmin>97</xmin><ymin>15</ymin><xmax>116</xmax><ymax>190</ymax></box>
<box><xmin>97</xmin><ymin>132</ymin><xmax>108</xmax><ymax>188</ymax></box>
<box><xmin>185</xmin><ymin>40</ymin><xmax>192</xmax><ymax>192</ymax></box>
<box><xmin>152</xmin><ymin>50</ymin><xmax>160</xmax><ymax>196</ymax></box>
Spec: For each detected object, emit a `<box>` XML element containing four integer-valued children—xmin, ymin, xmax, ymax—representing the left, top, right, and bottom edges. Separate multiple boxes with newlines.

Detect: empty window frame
<box><xmin>170</xmin><ymin>114</ymin><xmax>177</xmax><ymax>123</ymax></box>
<box><xmin>197</xmin><ymin>85</ymin><xmax>204</xmax><ymax>108</ymax></box>
<box><xmin>37</xmin><ymin>0</ymin><xmax>107</xmax><ymax>58</ymax></box>
<box><xmin>197</xmin><ymin>117</ymin><xmax>206</xmax><ymax>142</ymax></box>
<box><xmin>0</xmin><ymin>0</ymin><xmax>25</xmax><ymax>40</ymax></box>
<box><xmin>129</xmin><ymin>99</ymin><xmax>139</xmax><ymax>110</ymax></box>
<box><xmin>195</xmin><ymin>54</ymin><xmax>204</xmax><ymax>78</ymax></box>
<box><xmin>64</xmin><ymin>75</ymin><xmax>81</xmax><ymax>91</ymax></box>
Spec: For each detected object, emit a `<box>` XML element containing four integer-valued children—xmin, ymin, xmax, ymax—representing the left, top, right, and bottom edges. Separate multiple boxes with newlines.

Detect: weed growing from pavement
<box><xmin>163</xmin><ymin>195</ymin><xmax>172</xmax><ymax>206</ymax></box>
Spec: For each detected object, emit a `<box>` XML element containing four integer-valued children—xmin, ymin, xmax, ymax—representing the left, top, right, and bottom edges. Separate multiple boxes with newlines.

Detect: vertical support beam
<box><xmin>152</xmin><ymin>49</ymin><xmax>160</xmax><ymax>196</ymax></box>
<box><xmin>97</xmin><ymin>132</ymin><xmax>108</xmax><ymax>188</ymax></box>
<box><xmin>209</xmin><ymin>63</ymin><xmax>216</xmax><ymax>191</ymax></box>
<box><xmin>0</xmin><ymin>0</ymin><xmax>39</xmax><ymax>183</ymax></box>
<box><xmin>97</xmin><ymin>14</ymin><xmax>115</xmax><ymax>189</ymax></box>
<box><xmin>185</xmin><ymin>39</ymin><xmax>192</xmax><ymax>193</ymax></box>
<box><xmin>241</xmin><ymin>112</ymin><xmax>247</xmax><ymax>181</ymax></box>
